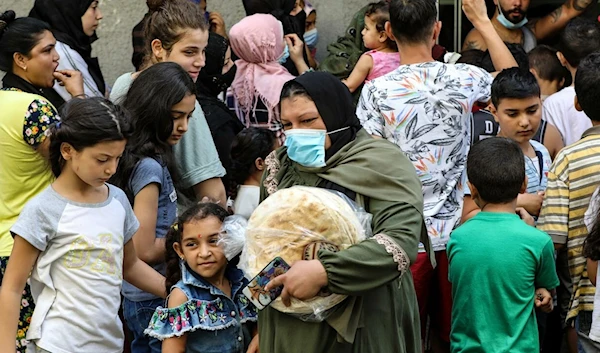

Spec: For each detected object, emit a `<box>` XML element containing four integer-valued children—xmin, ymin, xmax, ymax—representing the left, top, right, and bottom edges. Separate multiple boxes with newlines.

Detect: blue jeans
<box><xmin>123</xmin><ymin>297</ymin><xmax>163</xmax><ymax>353</ymax></box>
<box><xmin>577</xmin><ymin>311</ymin><xmax>593</xmax><ymax>353</ymax></box>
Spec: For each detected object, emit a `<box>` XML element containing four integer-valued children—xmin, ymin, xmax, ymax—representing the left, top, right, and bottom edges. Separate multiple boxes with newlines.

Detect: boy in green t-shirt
<box><xmin>448</xmin><ymin>137</ymin><xmax>559</xmax><ymax>353</ymax></box>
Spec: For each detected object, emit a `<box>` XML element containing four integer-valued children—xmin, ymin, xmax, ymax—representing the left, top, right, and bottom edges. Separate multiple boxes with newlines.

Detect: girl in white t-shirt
<box><xmin>0</xmin><ymin>98</ymin><xmax>166</xmax><ymax>353</ymax></box>
<box><xmin>229</xmin><ymin>127</ymin><xmax>278</xmax><ymax>219</ymax></box>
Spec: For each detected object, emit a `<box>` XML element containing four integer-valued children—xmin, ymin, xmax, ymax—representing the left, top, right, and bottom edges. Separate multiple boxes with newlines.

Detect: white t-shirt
<box><xmin>542</xmin><ymin>86</ymin><xmax>592</xmax><ymax>146</ymax></box>
<box><xmin>585</xmin><ymin>187</ymin><xmax>600</xmax><ymax>343</ymax></box>
<box><xmin>357</xmin><ymin>61</ymin><xmax>492</xmax><ymax>251</ymax></box>
<box><xmin>233</xmin><ymin>185</ymin><xmax>260</xmax><ymax>220</ymax></box>
<box><xmin>53</xmin><ymin>41</ymin><xmax>104</xmax><ymax>100</ymax></box>
<box><xmin>10</xmin><ymin>184</ymin><xmax>139</xmax><ymax>353</ymax></box>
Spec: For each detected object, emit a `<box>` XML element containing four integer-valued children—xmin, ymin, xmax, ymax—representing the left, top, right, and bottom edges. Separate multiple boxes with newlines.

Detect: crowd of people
<box><xmin>0</xmin><ymin>0</ymin><xmax>600</xmax><ymax>352</ymax></box>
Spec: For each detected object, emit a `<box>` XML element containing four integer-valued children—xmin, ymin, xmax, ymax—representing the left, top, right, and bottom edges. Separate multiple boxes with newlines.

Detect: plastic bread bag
<box><xmin>239</xmin><ymin>186</ymin><xmax>372</xmax><ymax>322</ymax></box>
<box><xmin>217</xmin><ymin>215</ymin><xmax>248</xmax><ymax>261</ymax></box>
<box><xmin>324</xmin><ymin>189</ymin><xmax>373</xmax><ymax>239</ymax></box>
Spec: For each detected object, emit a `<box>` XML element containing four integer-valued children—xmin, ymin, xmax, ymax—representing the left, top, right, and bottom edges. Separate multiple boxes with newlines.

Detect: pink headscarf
<box><xmin>229</xmin><ymin>14</ymin><xmax>295</xmax><ymax>124</ymax></box>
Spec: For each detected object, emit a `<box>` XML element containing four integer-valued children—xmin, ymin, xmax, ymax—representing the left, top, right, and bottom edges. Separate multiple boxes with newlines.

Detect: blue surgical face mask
<box><xmin>304</xmin><ymin>28</ymin><xmax>319</xmax><ymax>50</ymax></box>
<box><xmin>278</xmin><ymin>43</ymin><xmax>290</xmax><ymax>64</ymax></box>
<box><xmin>496</xmin><ymin>3</ymin><xmax>528</xmax><ymax>29</ymax></box>
<box><xmin>284</xmin><ymin>127</ymin><xmax>350</xmax><ymax>168</ymax></box>
<box><xmin>277</xmin><ymin>20</ymin><xmax>290</xmax><ymax>64</ymax></box>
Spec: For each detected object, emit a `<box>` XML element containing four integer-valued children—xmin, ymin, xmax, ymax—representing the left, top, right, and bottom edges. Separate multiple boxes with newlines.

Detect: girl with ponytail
<box><xmin>110</xmin><ymin>0</ymin><xmax>227</xmax><ymax>207</ymax></box>
<box><xmin>145</xmin><ymin>203</ymin><xmax>258</xmax><ymax>353</ymax></box>
<box><xmin>0</xmin><ymin>98</ymin><xmax>166</xmax><ymax>353</ymax></box>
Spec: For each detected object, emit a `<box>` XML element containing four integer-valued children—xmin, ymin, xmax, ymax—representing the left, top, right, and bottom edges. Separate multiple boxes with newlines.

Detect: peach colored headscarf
<box><xmin>229</xmin><ymin>14</ymin><xmax>295</xmax><ymax>124</ymax></box>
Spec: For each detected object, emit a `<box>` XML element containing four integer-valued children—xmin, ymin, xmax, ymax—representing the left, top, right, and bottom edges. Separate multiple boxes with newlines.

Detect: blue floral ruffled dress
<box><xmin>145</xmin><ymin>262</ymin><xmax>258</xmax><ymax>353</ymax></box>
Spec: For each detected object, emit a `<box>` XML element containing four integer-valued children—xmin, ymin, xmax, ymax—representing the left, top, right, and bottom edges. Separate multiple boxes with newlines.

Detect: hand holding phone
<box><xmin>264</xmin><ymin>259</ymin><xmax>329</xmax><ymax>308</ymax></box>
<box><xmin>242</xmin><ymin>257</ymin><xmax>290</xmax><ymax>310</ymax></box>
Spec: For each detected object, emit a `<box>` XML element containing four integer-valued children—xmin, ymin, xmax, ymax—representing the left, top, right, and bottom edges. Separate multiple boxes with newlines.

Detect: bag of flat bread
<box><xmin>239</xmin><ymin>186</ymin><xmax>371</xmax><ymax>322</ymax></box>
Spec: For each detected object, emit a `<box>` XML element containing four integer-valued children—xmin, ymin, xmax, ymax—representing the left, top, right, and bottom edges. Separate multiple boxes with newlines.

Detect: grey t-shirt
<box><xmin>122</xmin><ymin>157</ymin><xmax>177</xmax><ymax>301</ymax></box>
<box><xmin>10</xmin><ymin>184</ymin><xmax>139</xmax><ymax>353</ymax></box>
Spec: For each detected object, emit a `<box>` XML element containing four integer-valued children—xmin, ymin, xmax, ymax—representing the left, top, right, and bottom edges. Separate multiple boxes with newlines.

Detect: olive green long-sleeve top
<box><xmin>258</xmin><ymin>130</ymin><xmax>424</xmax><ymax>353</ymax></box>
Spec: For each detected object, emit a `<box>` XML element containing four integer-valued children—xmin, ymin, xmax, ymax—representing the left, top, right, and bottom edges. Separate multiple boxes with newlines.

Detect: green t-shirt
<box><xmin>447</xmin><ymin>212</ymin><xmax>559</xmax><ymax>353</ymax></box>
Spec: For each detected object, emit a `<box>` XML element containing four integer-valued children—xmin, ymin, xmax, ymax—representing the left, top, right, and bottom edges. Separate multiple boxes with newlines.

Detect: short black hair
<box><xmin>388</xmin><ymin>0</ymin><xmax>437</xmax><ymax>45</ymax></box>
<box><xmin>456</xmin><ymin>49</ymin><xmax>486</xmax><ymax>68</ymax></box>
<box><xmin>574</xmin><ymin>51</ymin><xmax>600</xmax><ymax>122</ymax></box>
<box><xmin>529</xmin><ymin>45</ymin><xmax>571</xmax><ymax>87</ymax></box>
<box><xmin>491</xmin><ymin>67</ymin><xmax>540</xmax><ymax>107</ymax></box>
<box><xmin>229</xmin><ymin>127</ymin><xmax>277</xmax><ymax>199</ymax></box>
<box><xmin>558</xmin><ymin>18</ymin><xmax>600</xmax><ymax>68</ymax></box>
<box><xmin>467</xmin><ymin>137</ymin><xmax>525</xmax><ymax>204</ymax></box>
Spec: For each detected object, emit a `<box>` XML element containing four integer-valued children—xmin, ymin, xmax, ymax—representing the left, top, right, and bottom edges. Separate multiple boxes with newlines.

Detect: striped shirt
<box><xmin>538</xmin><ymin>125</ymin><xmax>600</xmax><ymax>320</ymax></box>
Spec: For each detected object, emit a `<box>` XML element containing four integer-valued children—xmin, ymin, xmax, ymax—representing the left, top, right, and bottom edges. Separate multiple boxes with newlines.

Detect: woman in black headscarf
<box><xmin>196</xmin><ymin>32</ymin><xmax>244</xmax><ymax>196</ymax></box>
<box><xmin>242</xmin><ymin>0</ymin><xmax>311</xmax><ymax>76</ymax></box>
<box><xmin>243</xmin><ymin>0</ymin><xmax>305</xmax><ymax>37</ymax></box>
<box><xmin>255</xmin><ymin>71</ymin><xmax>429</xmax><ymax>353</ymax></box>
<box><xmin>29</xmin><ymin>0</ymin><xmax>106</xmax><ymax>101</ymax></box>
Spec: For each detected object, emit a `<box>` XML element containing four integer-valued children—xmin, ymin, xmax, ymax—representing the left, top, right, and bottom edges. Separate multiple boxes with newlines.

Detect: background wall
<box><xmin>2</xmin><ymin>0</ymin><xmax>370</xmax><ymax>86</ymax></box>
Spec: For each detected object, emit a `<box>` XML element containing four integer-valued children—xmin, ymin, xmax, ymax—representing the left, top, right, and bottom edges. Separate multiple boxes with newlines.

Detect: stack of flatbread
<box><xmin>240</xmin><ymin>186</ymin><xmax>367</xmax><ymax>320</ymax></box>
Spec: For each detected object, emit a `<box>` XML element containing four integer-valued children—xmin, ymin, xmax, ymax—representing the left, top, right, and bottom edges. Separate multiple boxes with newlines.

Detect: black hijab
<box><xmin>196</xmin><ymin>33</ymin><xmax>243</xmax><ymax>132</ymax></box>
<box><xmin>291</xmin><ymin>71</ymin><xmax>363</xmax><ymax>159</ymax></box>
<box><xmin>242</xmin><ymin>0</ymin><xmax>306</xmax><ymax>37</ymax></box>
<box><xmin>29</xmin><ymin>0</ymin><xmax>106</xmax><ymax>95</ymax></box>
<box><xmin>196</xmin><ymin>33</ymin><xmax>236</xmax><ymax>98</ymax></box>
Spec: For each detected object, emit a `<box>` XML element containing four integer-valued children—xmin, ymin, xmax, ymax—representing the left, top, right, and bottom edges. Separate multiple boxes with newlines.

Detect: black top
<box><xmin>200</xmin><ymin>96</ymin><xmax>244</xmax><ymax>195</ymax></box>
<box><xmin>242</xmin><ymin>0</ymin><xmax>305</xmax><ymax>37</ymax></box>
<box><xmin>2</xmin><ymin>72</ymin><xmax>65</xmax><ymax>109</ymax></box>
<box><xmin>196</xmin><ymin>32</ymin><xmax>244</xmax><ymax>195</ymax></box>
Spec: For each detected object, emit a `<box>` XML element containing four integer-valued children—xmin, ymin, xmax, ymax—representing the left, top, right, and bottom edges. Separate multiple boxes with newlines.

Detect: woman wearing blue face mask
<box><xmin>255</xmin><ymin>71</ymin><xmax>429</xmax><ymax>353</ymax></box>
<box><xmin>302</xmin><ymin>1</ymin><xmax>318</xmax><ymax>61</ymax></box>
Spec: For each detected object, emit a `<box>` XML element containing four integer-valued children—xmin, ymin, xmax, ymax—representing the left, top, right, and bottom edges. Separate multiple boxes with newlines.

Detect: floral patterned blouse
<box><xmin>0</xmin><ymin>88</ymin><xmax>58</xmax><ymax>353</ymax></box>
<box><xmin>1</xmin><ymin>88</ymin><xmax>59</xmax><ymax>148</ymax></box>
<box><xmin>356</xmin><ymin>62</ymin><xmax>492</xmax><ymax>251</ymax></box>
